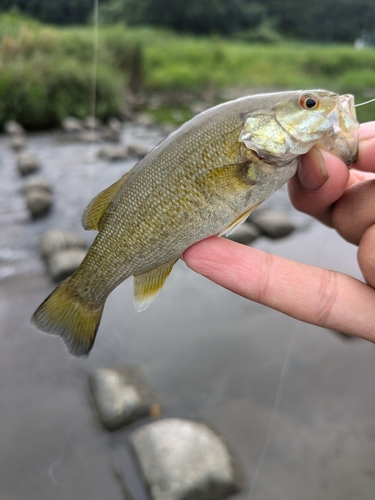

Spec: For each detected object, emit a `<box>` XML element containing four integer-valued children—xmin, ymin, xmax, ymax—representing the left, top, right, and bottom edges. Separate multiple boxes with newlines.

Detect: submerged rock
<box><xmin>131</xmin><ymin>418</ymin><xmax>242</xmax><ymax>500</ymax></box>
<box><xmin>62</xmin><ymin>116</ymin><xmax>84</xmax><ymax>133</ymax></box>
<box><xmin>26</xmin><ymin>189</ymin><xmax>54</xmax><ymax>219</ymax></box>
<box><xmin>47</xmin><ymin>248</ymin><xmax>87</xmax><ymax>282</ymax></box>
<box><xmin>22</xmin><ymin>176</ymin><xmax>53</xmax><ymax>195</ymax></box>
<box><xmin>11</xmin><ymin>135</ymin><xmax>27</xmax><ymax>152</ymax></box>
<box><xmin>89</xmin><ymin>367</ymin><xmax>159</xmax><ymax>431</ymax></box>
<box><xmin>127</xmin><ymin>140</ymin><xmax>151</xmax><ymax>159</ymax></box>
<box><xmin>225</xmin><ymin>221</ymin><xmax>260</xmax><ymax>245</ymax></box>
<box><xmin>249</xmin><ymin>209</ymin><xmax>296</xmax><ymax>239</ymax></box>
<box><xmin>40</xmin><ymin>229</ymin><xmax>86</xmax><ymax>259</ymax></box>
<box><xmin>4</xmin><ymin>120</ymin><xmax>25</xmax><ymax>135</ymax></box>
<box><xmin>97</xmin><ymin>145</ymin><xmax>128</xmax><ymax>161</ymax></box>
<box><xmin>16</xmin><ymin>152</ymin><xmax>40</xmax><ymax>176</ymax></box>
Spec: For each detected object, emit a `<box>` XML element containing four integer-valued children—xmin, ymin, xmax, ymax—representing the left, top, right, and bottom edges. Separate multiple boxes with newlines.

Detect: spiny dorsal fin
<box><xmin>133</xmin><ymin>259</ymin><xmax>178</xmax><ymax>312</ymax></box>
<box><xmin>82</xmin><ymin>171</ymin><xmax>131</xmax><ymax>230</ymax></box>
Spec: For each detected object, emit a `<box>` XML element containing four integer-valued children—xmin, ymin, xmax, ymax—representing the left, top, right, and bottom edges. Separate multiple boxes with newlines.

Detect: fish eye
<box><xmin>299</xmin><ymin>94</ymin><xmax>319</xmax><ymax>110</ymax></box>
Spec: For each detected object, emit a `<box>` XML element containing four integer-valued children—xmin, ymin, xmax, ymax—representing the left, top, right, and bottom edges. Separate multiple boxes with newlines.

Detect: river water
<box><xmin>1</xmin><ymin>124</ymin><xmax>375</xmax><ymax>500</ymax></box>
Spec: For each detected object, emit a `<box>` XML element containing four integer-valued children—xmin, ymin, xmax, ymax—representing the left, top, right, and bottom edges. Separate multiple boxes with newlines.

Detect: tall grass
<box><xmin>0</xmin><ymin>12</ymin><xmax>373</xmax><ymax>128</ymax></box>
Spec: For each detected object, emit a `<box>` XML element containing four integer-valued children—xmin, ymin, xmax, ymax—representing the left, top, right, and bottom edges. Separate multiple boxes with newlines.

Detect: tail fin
<box><xmin>31</xmin><ymin>279</ymin><xmax>104</xmax><ymax>357</ymax></box>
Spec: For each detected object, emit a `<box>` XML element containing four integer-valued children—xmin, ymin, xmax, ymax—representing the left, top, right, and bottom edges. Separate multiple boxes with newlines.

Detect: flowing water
<box><xmin>1</xmin><ymin>125</ymin><xmax>375</xmax><ymax>500</ymax></box>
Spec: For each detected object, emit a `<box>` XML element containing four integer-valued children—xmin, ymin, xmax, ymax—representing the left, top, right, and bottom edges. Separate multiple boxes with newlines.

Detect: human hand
<box><xmin>183</xmin><ymin>122</ymin><xmax>375</xmax><ymax>342</ymax></box>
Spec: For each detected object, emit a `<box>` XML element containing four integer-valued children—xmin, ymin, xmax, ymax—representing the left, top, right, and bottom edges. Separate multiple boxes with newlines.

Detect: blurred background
<box><xmin>1</xmin><ymin>1</ymin><xmax>375</xmax><ymax>500</ymax></box>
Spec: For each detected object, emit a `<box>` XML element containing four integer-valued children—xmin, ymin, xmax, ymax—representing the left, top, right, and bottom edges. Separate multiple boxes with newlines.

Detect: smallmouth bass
<box><xmin>32</xmin><ymin>90</ymin><xmax>359</xmax><ymax>357</ymax></box>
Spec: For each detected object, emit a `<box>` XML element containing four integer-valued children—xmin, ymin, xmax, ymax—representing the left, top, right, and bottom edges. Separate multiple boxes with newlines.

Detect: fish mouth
<box><xmin>318</xmin><ymin>94</ymin><xmax>359</xmax><ymax>166</ymax></box>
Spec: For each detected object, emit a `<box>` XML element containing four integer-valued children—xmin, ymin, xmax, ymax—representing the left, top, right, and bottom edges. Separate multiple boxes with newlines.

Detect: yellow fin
<box><xmin>133</xmin><ymin>260</ymin><xmax>178</xmax><ymax>312</ymax></box>
<box><xmin>219</xmin><ymin>203</ymin><xmax>261</xmax><ymax>237</ymax></box>
<box><xmin>82</xmin><ymin>171</ymin><xmax>131</xmax><ymax>230</ymax></box>
<box><xmin>31</xmin><ymin>278</ymin><xmax>104</xmax><ymax>357</ymax></box>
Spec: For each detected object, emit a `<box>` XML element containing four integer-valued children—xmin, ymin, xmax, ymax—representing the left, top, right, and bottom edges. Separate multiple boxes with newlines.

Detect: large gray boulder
<box><xmin>131</xmin><ymin>418</ymin><xmax>242</xmax><ymax>500</ymax></box>
<box><xmin>89</xmin><ymin>367</ymin><xmax>159</xmax><ymax>431</ymax></box>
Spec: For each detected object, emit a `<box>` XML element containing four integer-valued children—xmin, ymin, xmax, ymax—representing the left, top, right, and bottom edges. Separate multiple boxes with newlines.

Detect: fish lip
<box><xmin>320</xmin><ymin>93</ymin><xmax>359</xmax><ymax>166</ymax></box>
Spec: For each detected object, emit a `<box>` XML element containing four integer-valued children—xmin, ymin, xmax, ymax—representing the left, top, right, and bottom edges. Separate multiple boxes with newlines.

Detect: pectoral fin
<box><xmin>219</xmin><ymin>203</ymin><xmax>261</xmax><ymax>237</ymax></box>
<box><xmin>133</xmin><ymin>259</ymin><xmax>178</xmax><ymax>312</ymax></box>
<box><xmin>82</xmin><ymin>171</ymin><xmax>131</xmax><ymax>230</ymax></box>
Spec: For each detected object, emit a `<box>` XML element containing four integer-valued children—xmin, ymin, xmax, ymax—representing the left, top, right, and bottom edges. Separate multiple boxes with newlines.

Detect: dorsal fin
<box><xmin>82</xmin><ymin>171</ymin><xmax>131</xmax><ymax>230</ymax></box>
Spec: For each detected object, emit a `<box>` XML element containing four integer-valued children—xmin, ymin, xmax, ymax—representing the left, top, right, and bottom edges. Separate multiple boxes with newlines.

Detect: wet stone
<box><xmin>131</xmin><ymin>418</ymin><xmax>242</xmax><ymax>500</ymax></box>
<box><xmin>26</xmin><ymin>190</ymin><xmax>54</xmax><ymax>219</ymax></box>
<box><xmin>249</xmin><ymin>209</ymin><xmax>296</xmax><ymax>239</ymax></box>
<box><xmin>16</xmin><ymin>152</ymin><xmax>40</xmax><ymax>176</ymax></box>
<box><xmin>40</xmin><ymin>229</ymin><xmax>86</xmax><ymax>259</ymax></box>
<box><xmin>225</xmin><ymin>221</ymin><xmax>260</xmax><ymax>245</ymax></box>
<box><xmin>47</xmin><ymin>248</ymin><xmax>87</xmax><ymax>282</ymax></box>
<box><xmin>22</xmin><ymin>176</ymin><xmax>53</xmax><ymax>195</ymax></box>
<box><xmin>11</xmin><ymin>135</ymin><xmax>27</xmax><ymax>152</ymax></box>
<box><xmin>127</xmin><ymin>140</ymin><xmax>150</xmax><ymax>159</ymax></box>
<box><xmin>97</xmin><ymin>145</ymin><xmax>128</xmax><ymax>161</ymax></box>
<box><xmin>84</xmin><ymin>116</ymin><xmax>102</xmax><ymax>130</ymax></box>
<box><xmin>4</xmin><ymin>120</ymin><xmax>25</xmax><ymax>135</ymax></box>
<box><xmin>62</xmin><ymin>116</ymin><xmax>84</xmax><ymax>133</ymax></box>
<box><xmin>89</xmin><ymin>367</ymin><xmax>158</xmax><ymax>431</ymax></box>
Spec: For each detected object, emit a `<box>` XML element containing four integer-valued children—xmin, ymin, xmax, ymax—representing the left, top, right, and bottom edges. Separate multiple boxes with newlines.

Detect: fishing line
<box><xmin>91</xmin><ymin>0</ymin><xmax>99</xmax><ymax>122</ymax></box>
<box><xmin>355</xmin><ymin>97</ymin><xmax>375</xmax><ymax>107</ymax></box>
<box><xmin>248</xmin><ymin>225</ymin><xmax>330</xmax><ymax>498</ymax></box>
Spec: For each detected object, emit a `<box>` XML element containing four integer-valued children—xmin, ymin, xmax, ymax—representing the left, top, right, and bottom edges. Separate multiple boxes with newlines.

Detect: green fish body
<box><xmin>32</xmin><ymin>90</ymin><xmax>359</xmax><ymax>356</ymax></box>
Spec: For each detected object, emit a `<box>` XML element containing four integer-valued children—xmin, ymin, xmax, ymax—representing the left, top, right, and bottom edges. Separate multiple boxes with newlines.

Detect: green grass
<box><xmin>0</xmin><ymin>12</ymin><xmax>373</xmax><ymax>128</ymax></box>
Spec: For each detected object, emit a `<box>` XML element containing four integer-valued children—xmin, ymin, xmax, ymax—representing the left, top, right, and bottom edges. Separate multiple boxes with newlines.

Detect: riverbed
<box><xmin>1</xmin><ymin>124</ymin><xmax>375</xmax><ymax>500</ymax></box>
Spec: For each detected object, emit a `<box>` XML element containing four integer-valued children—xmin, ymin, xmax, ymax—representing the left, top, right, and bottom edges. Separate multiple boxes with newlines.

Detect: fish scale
<box><xmin>31</xmin><ymin>90</ymin><xmax>359</xmax><ymax>357</ymax></box>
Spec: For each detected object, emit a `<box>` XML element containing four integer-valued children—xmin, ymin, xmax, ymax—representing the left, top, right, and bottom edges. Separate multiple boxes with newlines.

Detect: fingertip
<box><xmin>297</xmin><ymin>146</ymin><xmax>328</xmax><ymax>191</ymax></box>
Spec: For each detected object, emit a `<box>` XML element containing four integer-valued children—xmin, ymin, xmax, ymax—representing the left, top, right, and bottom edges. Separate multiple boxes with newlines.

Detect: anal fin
<box><xmin>82</xmin><ymin>171</ymin><xmax>131</xmax><ymax>230</ymax></box>
<box><xmin>133</xmin><ymin>259</ymin><xmax>178</xmax><ymax>312</ymax></box>
<box><xmin>219</xmin><ymin>203</ymin><xmax>261</xmax><ymax>237</ymax></box>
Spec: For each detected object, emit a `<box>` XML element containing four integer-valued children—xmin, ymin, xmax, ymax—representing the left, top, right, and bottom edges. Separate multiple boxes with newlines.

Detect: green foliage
<box><xmin>0</xmin><ymin>14</ymin><xmax>374</xmax><ymax>129</ymax></box>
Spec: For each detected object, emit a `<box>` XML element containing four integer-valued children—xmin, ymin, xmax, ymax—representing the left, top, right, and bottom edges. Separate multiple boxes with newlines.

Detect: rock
<box><xmin>88</xmin><ymin>367</ymin><xmax>159</xmax><ymax>431</ymax></box>
<box><xmin>40</xmin><ymin>229</ymin><xmax>86</xmax><ymax>259</ymax></box>
<box><xmin>190</xmin><ymin>101</ymin><xmax>209</xmax><ymax>116</ymax></box>
<box><xmin>79</xmin><ymin>130</ymin><xmax>103</xmax><ymax>143</ymax></box>
<box><xmin>131</xmin><ymin>419</ymin><xmax>242</xmax><ymax>500</ymax></box>
<box><xmin>101</xmin><ymin>126</ymin><xmax>121</xmax><ymax>142</ymax></box>
<box><xmin>97</xmin><ymin>144</ymin><xmax>128</xmax><ymax>161</ymax></box>
<box><xmin>107</xmin><ymin>116</ymin><xmax>122</xmax><ymax>132</ymax></box>
<box><xmin>249</xmin><ymin>209</ymin><xmax>296</xmax><ymax>239</ymax></box>
<box><xmin>11</xmin><ymin>135</ymin><xmax>26</xmax><ymax>151</ymax></box>
<box><xmin>22</xmin><ymin>176</ymin><xmax>53</xmax><ymax>195</ymax></box>
<box><xmin>62</xmin><ymin>116</ymin><xmax>84</xmax><ymax>133</ymax></box>
<box><xmin>225</xmin><ymin>222</ymin><xmax>260</xmax><ymax>245</ymax></box>
<box><xmin>16</xmin><ymin>152</ymin><xmax>40</xmax><ymax>176</ymax></box>
<box><xmin>4</xmin><ymin>120</ymin><xmax>25</xmax><ymax>135</ymax></box>
<box><xmin>135</xmin><ymin>113</ymin><xmax>155</xmax><ymax>127</ymax></box>
<box><xmin>25</xmin><ymin>190</ymin><xmax>54</xmax><ymax>219</ymax></box>
<box><xmin>127</xmin><ymin>140</ymin><xmax>150</xmax><ymax>159</ymax></box>
<box><xmin>84</xmin><ymin>116</ymin><xmax>102</xmax><ymax>130</ymax></box>
<box><xmin>47</xmin><ymin>248</ymin><xmax>87</xmax><ymax>282</ymax></box>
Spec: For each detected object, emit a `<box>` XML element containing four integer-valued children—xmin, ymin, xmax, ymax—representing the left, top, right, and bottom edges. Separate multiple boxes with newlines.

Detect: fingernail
<box><xmin>298</xmin><ymin>146</ymin><xmax>328</xmax><ymax>191</ymax></box>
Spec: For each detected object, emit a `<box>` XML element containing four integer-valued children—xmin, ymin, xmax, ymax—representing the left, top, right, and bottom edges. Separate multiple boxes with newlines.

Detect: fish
<box><xmin>31</xmin><ymin>89</ymin><xmax>359</xmax><ymax>357</ymax></box>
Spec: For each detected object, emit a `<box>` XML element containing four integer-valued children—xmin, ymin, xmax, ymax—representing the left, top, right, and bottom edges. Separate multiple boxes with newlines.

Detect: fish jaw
<box><xmin>317</xmin><ymin>93</ymin><xmax>359</xmax><ymax>166</ymax></box>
